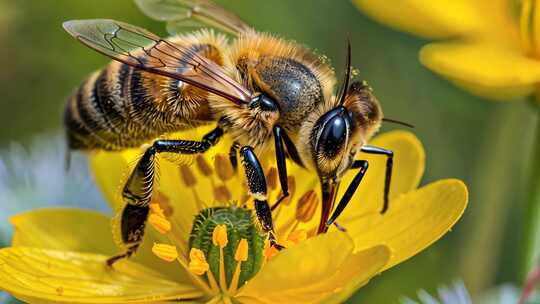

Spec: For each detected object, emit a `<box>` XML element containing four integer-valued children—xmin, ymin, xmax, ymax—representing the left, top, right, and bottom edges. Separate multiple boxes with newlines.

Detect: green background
<box><xmin>0</xmin><ymin>0</ymin><xmax>535</xmax><ymax>302</ymax></box>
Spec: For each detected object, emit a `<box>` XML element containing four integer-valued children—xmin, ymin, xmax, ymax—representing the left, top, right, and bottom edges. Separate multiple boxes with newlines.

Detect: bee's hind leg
<box><xmin>240</xmin><ymin>146</ymin><xmax>283</xmax><ymax>249</ymax></box>
<box><xmin>106</xmin><ymin>203</ymin><xmax>149</xmax><ymax>267</ymax></box>
<box><xmin>108</xmin><ymin>126</ymin><xmax>224</xmax><ymax>266</ymax></box>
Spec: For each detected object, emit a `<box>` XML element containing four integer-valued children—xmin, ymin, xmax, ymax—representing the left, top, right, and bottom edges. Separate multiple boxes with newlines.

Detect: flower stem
<box><xmin>522</xmin><ymin>103</ymin><xmax>540</xmax><ymax>277</ymax></box>
<box><xmin>459</xmin><ymin>103</ymin><xmax>532</xmax><ymax>294</ymax></box>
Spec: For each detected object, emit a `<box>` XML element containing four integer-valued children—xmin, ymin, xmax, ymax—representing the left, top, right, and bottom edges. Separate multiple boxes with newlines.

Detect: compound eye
<box><xmin>317</xmin><ymin>115</ymin><xmax>348</xmax><ymax>158</ymax></box>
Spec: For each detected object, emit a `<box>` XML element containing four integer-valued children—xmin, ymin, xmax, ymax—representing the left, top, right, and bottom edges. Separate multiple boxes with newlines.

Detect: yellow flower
<box><xmin>0</xmin><ymin>126</ymin><xmax>467</xmax><ymax>303</ymax></box>
<box><xmin>353</xmin><ymin>0</ymin><xmax>540</xmax><ymax>101</ymax></box>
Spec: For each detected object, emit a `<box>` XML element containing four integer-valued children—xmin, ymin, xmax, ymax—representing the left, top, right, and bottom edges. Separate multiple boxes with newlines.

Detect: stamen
<box><xmin>296</xmin><ymin>190</ymin><xmax>319</xmax><ymax>222</ymax></box>
<box><xmin>235</xmin><ymin>238</ymin><xmax>249</xmax><ymax>262</ymax></box>
<box><xmin>287</xmin><ymin>229</ymin><xmax>307</xmax><ymax>244</ymax></box>
<box><xmin>214</xmin><ymin>154</ymin><xmax>234</xmax><ymax>182</ymax></box>
<box><xmin>266</xmin><ymin>167</ymin><xmax>278</xmax><ymax>190</ymax></box>
<box><xmin>213</xmin><ymin>184</ymin><xmax>232</xmax><ymax>202</ymax></box>
<box><xmin>212</xmin><ymin>224</ymin><xmax>228</xmax><ymax>248</ymax></box>
<box><xmin>152</xmin><ymin>243</ymin><xmax>178</xmax><ymax>262</ymax></box>
<box><xmin>196</xmin><ymin>155</ymin><xmax>213</xmax><ymax>176</ymax></box>
<box><xmin>149</xmin><ymin>203</ymin><xmax>165</xmax><ymax>217</ymax></box>
<box><xmin>188</xmin><ymin>248</ymin><xmax>210</xmax><ymax>275</ymax></box>
<box><xmin>282</xmin><ymin>175</ymin><xmax>296</xmax><ymax>205</ymax></box>
<box><xmin>229</xmin><ymin>238</ymin><xmax>248</xmax><ymax>294</ymax></box>
<box><xmin>282</xmin><ymin>230</ymin><xmax>308</xmax><ymax>248</ymax></box>
<box><xmin>263</xmin><ymin>240</ymin><xmax>279</xmax><ymax>260</ymax></box>
<box><xmin>151</xmin><ymin>191</ymin><xmax>174</xmax><ymax>217</ymax></box>
<box><xmin>148</xmin><ymin>213</ymin><xmax>172</xmax><ymax>234</ymax></box>
<box><xmin>179</xmin><ymin>164</ymin><xmax>197</xmax><ymax>187</ymax></box>
<box><xmin>212</xmin><ymin>225</ymin><xmax>228</xmax><ymax>290</ymax></box>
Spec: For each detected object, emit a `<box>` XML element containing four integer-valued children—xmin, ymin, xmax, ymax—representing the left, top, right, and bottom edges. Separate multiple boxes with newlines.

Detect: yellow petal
<box><xmin>319</xmin><ymin>245</ymin><xmax>391</xmax><ymax>304</ymax></box>
<box><xmin>338</xmin><ymin>130</ymin><xmax>425</xmax><ymax>220</ymax></box>
<box><xmin>0</xmin><ymin>247</ymin><xmax>203</xmax><ymax>303</ymax></box>
<box><xmin>420</xmin><ymin>41</ymin><xmax>540</xmax><ymax>100</ymax></box>
<box><xmin>345</xmin><ymin>179</ymin><xmax>468</xmax><ymax>269</ymax></box>
<box><xmin>237</xmin><ymin>233</ymin><xmax>389</xmax><ymax>303</ymax></box>
<box><xmin>10</xmin><ymin>208</ymin><xmax>193</xmax><ymax>285</ymax></box>
<box><xmin>10</xmin><ymin>208</ymin><xmax>117</xmax><ymax>255</ymax></box>
<box><xmin>352</xmin><ymin>0</ymin><xmax>483</xmax><ymax>39</ymax></box>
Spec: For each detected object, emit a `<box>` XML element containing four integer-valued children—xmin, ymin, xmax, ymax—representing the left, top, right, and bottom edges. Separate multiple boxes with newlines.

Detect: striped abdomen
<box><xmin>64</xmin><ymin>35</ymin><xmax>225</xmax><ymax>151</ymax></box>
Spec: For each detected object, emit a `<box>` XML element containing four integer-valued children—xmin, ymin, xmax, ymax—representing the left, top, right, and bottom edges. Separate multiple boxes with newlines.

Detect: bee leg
<box><xmin>108</xmin><ymin>126</ymin><xmax>224</xmax><ymax>265</ymax></box>
<box><xmin>240</xmin><ymin>146</ymin><xmax>282</xmax><ymax>249</ymax></box>
<box><xmin>360</xmin><ymin>145</ymin><xmax>394</xmax><ymax>213</ymax></box>
<box><xmin>106</xmin><ymin>203</ymin><xmax>149</xmax><ymax>267</ymax></box>
<box><xmin>270</xmin><ymin>126</ymin><xmax>303</xmax><ymax>211</ymax></box>
<box><xmin>229</xmin><ymin>141</ymin><xmax>240</xmax><ymax>173</ymax></box>
<box><xmin>326</xmin><ymin>160</ymin><xmax>369</xmax><ymax>227</ymax></box>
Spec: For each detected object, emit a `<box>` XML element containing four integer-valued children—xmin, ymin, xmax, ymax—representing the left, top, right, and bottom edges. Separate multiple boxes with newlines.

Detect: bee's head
<box><xmin>303</xmin><ymin>81</ymin><xmax>382</xmax><ymax>182</ymax></box>
<box><xmin>311</xmin><ymin>106</ymin><xmax>356</xmax><ymax>181</ymax></box>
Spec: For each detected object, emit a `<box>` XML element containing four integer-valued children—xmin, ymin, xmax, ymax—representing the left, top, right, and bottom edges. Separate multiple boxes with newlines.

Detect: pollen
<box><xmin>148</xmin><ymin>213</ymin><xmax>171</xmax><ymax>234</ymax></box>
<box><xmin>296</xmin><ymin>190</ymin><xmax>319</xmax><ymax>222</ymax></box>
<box><xmin>188</xmin><ymin>248</ymin><xmax>209</xmax><ymax>275</ymax></box>
<box><xmin>214</xmin><ymin>154</ymin><xmax>234</xmax><ymax>181</ymax></box>
<box><xmin>151</xmin><ymin>243</ymin><xmax>178</xmax><ymax>262</ymax></box>
<box><xmin>212</xmin><ymin>224</ymin><xmax>228</xmax><ymax>248</ymax></box>
<box><xmin>235</xmin><ymin>238</ymin><xmax>249</xmax><ymax>262</ymax></box>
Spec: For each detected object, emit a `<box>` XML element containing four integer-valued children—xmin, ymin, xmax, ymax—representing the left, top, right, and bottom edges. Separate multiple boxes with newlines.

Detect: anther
<box><xmin>266</xmin><ymin>167</ymin><xmax>278</xmax><ymax>190</ymax></box>
<box><xmin>213</xmin><ymin>185</ymin><xmax>232</xmax><ymax>202</ymax></box>
<box><xmin>212</xmin><ymin>224</ymin><xmax>228</xmax><ymax>248</ymax></box>
<box><xmin>212</xmin><ymin>224</ymin><xmax>228</xmax><ymax>290</ymax></box>
<box><xmin>296</xmin><ymin>190</ymin><xmax>319</xmax><ymax>222</ymax></box>
<box><xmin>188</xmin><ymin>248</ymin><xmax>209</xmax><ymax>275</ymax></box>
<box><xmin>214</xmin><ymin>154</ymin><xmax>234</xmax><ymax>182</ymax></box>
<box><xmin>152</xmin><ymin>243</ymin><xmax>178</xmax><ymax>262</ymax></box>
<box><xmin>287</xmin><ymin>230</ymin><xmax>307</xmax><ymax>245</ymax></box>
<box><xmin>151</xmin><ymin>192</ymin><xmax>174</xmax><ymax>216</ymax></box>
<box><xmin>229</xmin><ymin>238</ymin><xmax>249</xmax><ymax>294</ymax></box>
<box><xmin>195</xmin><ymin>155</ymin><xmax>213</xmax><ymax>177</ymax></box>
<box><xmin>282</xmin><ymin>175</ymin><xmax>296</xmax><ymax>205</ymax></box>
<box><xmin>263</xmin><ymin>240</ymin><xmax>279</xmax><ymax>260</ymax></box>
<box><xmin>179</xmin><ymin>164</ymin><xmax>197</xmax><ymax>187</ymax></box>
<box><xmin>148</xmin><ymin>213</ymin><xmax>171</xmax><ymax>234</ymax></box>
<box><xmin>149</xmin><ymin>203</ymin><xmax>165</xmax><ymax>218</ymax></box>
<box><xmin>235</xmin><ymin>238</ymin><xmax>249</xmax><ymax>262</ymax></box>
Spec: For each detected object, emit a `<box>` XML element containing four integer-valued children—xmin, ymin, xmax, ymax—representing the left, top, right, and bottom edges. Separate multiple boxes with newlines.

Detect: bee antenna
<box><xmin>382</xmin><ymin>118</ymin><xmax>415</xmax><ymax>128</ymax></box>
<box><xmin>338</xmin><ymin>38</ymin><xmax>352</xmax><ymax>106</ymax></box>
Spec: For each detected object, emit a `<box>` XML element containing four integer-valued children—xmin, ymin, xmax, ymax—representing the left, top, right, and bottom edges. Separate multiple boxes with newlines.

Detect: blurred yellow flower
<box><xmin>353</xmin><ymin>0</ymin><xmax>540</xmax><ymax>101</ymax></box>
<box><xmin>0</xmin><ymin>127</ymin><xmax>467</xmax><ymax>303</ymax></box>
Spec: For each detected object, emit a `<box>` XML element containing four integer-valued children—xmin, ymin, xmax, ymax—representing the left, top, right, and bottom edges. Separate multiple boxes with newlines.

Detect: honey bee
<box><xmin>63</xmin><ymin>0</ymin><xmax>397</xmax><ymax>265</ymax></box>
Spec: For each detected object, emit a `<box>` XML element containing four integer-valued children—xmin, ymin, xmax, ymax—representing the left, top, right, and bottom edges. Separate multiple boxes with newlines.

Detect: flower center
<box><xmin>187</xmin><ymin>207</ymin><xmax>265</xmax><ymax>293</ymax></box>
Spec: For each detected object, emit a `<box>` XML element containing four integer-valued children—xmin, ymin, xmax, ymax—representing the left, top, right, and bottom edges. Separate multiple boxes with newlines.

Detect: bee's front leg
<box><xmin>240</xmin><ymin>146</ymin><xmax>283</xmax><ymax>249</ymax></box>
<box><xmin>270</xmin><ymin>125</ymin><xmax>303</xmax><ymax>211</ymax></box>
<box><xmin>360</xmin><ymin>145</ymin><xmax>393</xmax><ymax>213</ymax></box>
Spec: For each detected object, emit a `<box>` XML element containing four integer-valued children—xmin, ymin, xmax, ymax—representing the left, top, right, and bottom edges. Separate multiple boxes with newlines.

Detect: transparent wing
<box><xmin>134</xmin><ymin>0</ymin><xmax>252</xmax><ymax>36</ymax></box>
<box><xmin>63</xmin><ymin>19</ymin><xmax>252</xmax><ymax>105</ymax></box>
